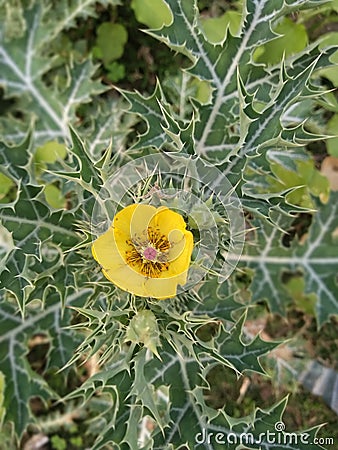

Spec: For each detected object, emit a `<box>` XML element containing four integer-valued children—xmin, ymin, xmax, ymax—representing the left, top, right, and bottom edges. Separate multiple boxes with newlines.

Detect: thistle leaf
<box><xmin>126</xmin><ymin>0</ymin><xmax>335</xmax><ymax>167</ymax></box>
<box><xmin>0</xmin><ymin>289</ymin><xmax>91</xmax><ymax>436</ymax></box>
<box><xmin>0</xmin><ymin>1</ymin><xmax>108</xmax><ymax>145</ymax></box>
<box><xmin>240</xmin><ymin>193</ymin><xmax>338</xmax><ymax>326</ymax></box>
<box><xmin>0</xmin><ymin>135</ymin><xmax>80</xmax><ymax>314</ymax></box>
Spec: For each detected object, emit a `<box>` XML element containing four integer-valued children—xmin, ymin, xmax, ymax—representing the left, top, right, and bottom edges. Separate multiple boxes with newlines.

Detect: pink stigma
<box><xmin>143</xmin><ymin>247</ymin><xmax>157</xmax><ymax>261</ymax></box>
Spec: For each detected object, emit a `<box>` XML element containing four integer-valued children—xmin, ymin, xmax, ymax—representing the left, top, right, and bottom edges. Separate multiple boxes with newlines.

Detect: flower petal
<box><xmin>144</xmin><ymin>271</ymin><xmax>189</xmax><ymax>299</ymax></box>
<box><xmin>167</xmin><ymin>229</ymin><xmax>186</xmax><ymax>261</ymax></box>
<box><xmin>92</xmin><ymin>204</ymin><xmax>194</xmax><ymax>299</ymax></box>
<box><xmin>153</xmin><ymin>207</ymin><xmax>187</xmax><ymax>236</ymax></box>
<box><xmin>103</xmin><ymin>264</ymin><xmax>148</xmax><ymax>297</ymax></box>
<box><xmin>92</xmin><ymin>228</ymin><xmax>126</xmax><ymax>271</ymax></box>
<box><xmin>114</xmin><ymin>204</ymin><xmax>157</xmax><ymax>238</ymax></box>
<box><xmin>166</xmin><ymin>230</ymin><xmax>193</xmax><ymax>276</ymax></box>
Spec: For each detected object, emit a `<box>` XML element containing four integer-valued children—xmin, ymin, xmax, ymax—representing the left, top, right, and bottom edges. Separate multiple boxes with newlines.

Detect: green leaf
<box><xmin>193</xmin><ymin>277</ymin><xmax>244</xmax><ymax>322</ymax></box>
<box><xmin>318</xmin><ymin>32</ymin><xmax>338</xmax><ymax>85</ymax></box>
<box><xmin>93</xmin><ymin>23</ymin><xmax>128</xmax><ymax>65</ymax></box>
<box><xmin>255</xmin><ymin>17</ymin><xmax>308</xmax><ymax>65</ymax></box>
<box><xmin>106</xmin><ymin>61</ymin><xmax>126</xmax><ymax>82</ymax></box>
<box><xmin>35</xmin><ymin>141</ymin><xmax>67</xmax><ymax>164</ymax></box>
<box><xmin>217</xmin><ymin>313</ymin><xmax>279</xmax><ymax>374</ymax></box>
<box><xmin>53</xmin><ymin>127</ymin><xmax>103</xmax><ymax>195</ymax></box>
<box><xmin>76</xmin><ymin>96</ymin><xmax>137</xmax><ymax>161</ymax></box>
<box><xmin>0</xmin><ymin>173</ymin><xmax>13</xmax><ymax>200</ymax></box>
<box><xmin>0</xmin><ymin>134</ymin><xmax>80</xmax><ymax>314</ymax></box>
<box><xmin>246</xmin><ymin>155</ymin><xmax>330</xmax><ymax>208</ymax></box>
<box><xmin>297</xmin><ymin>194</ymin><xmax>338</xmax><ymax>325</ymax></box>
<box><xmin>131</xmin><ymin>0</ymin><xmax>172</xmax><ymax>29</ymax></box>
<box><xmin>120</xmin><ymin>81</ymin><xmax>170</xmax><ymax>150</ymax></box>
<box><xmin>129</xmin><ymin>350</ymin><xmax>167</xmax><ymax>430</ymax></box>
<box><xmin>0</xmin><ymin>2</ymin><xmax>107</xmax><ymax>145</ymax></box>
<box><xmin>0</xmin><ymin>185</ymin><xmax>79</xmax><ymax>313</ymax></box>
<box><xmin>65</xmin><ymin>318</ymin><xmax>285</xmax><ymax>449</ymax></box>
<box><xmin>0</xmin><ymin>289</ymin><xmax>90</xmax><ymax>436</ymax></box>
<box><xmin>200</xmin><ymin>10</ymin><xmax>242</xmax><ymax>43</ymax></box>
<box><xmin>239</xmin><ymin>193</ymin><xmax>338</xmax><ymax>326</ymax></box>
<box><xmin>44</xmin><ymin>184</ymin><xmax>66</xmax><ymax>209</ymax></box>
<box><xmin>127</xmin><ymin>0</ymin><xmax>334</xmax><ymax>175</ymax></box>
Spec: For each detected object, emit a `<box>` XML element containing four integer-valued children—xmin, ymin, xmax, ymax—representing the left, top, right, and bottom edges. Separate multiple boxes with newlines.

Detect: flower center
<box><xmin>125</xmin><ymin>227</ymin><xmax>171</xmax><ymax>278</ymax></box>
<box><xmin>143</xmin><ymin>246</ymin><xmax>157</xmax><ymax>261</ymax></box>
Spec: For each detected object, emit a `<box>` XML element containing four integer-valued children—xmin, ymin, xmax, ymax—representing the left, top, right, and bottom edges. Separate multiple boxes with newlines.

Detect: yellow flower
<box><xmin>92</xmin><ymin>204</ymin><xmax>193</xmax><ymax>299</ymax></box>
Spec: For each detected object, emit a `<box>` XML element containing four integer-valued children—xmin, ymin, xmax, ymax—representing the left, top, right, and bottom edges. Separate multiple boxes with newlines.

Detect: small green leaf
<box><xmin>269</xmin><ymin>159</ymin><xmax>330</xmax><ymax>208</ymax></box>
<box><xmin>131</xmin><ymin>0</ymin><xmax>172</xmax><ymax>29</ymax></box>
<box><xmin>35</xmin><ymin>141</ymin><xmax>67</xmax><ymax>164</ymax></box>
<box><xmin>316</xmin><ymin>33</ymin><xmax>338</xmax><ymax>86</ymax></box>
<box><xmin>93</xmin><ymin>23</ymin><xmax>128</xmax><ymax>65</ymax></box>
<box><xmin>0</xmin><ymin>174</ymin><xmax>13</xmax><ymax>200</ymax></box>
<box><xmin>255</xmin><ymin>17</ymin><xmax>308</xmax><ymax>65</ymax></box>
<box><xmin>284</xmin><ymin>275</ymin><xmax>317</xmax><ymax>316</ymax></box>
<box><xmin>125</xmin><ymin>310</ymin><xmax>161</xmax><ymax>358</ymax></box>
<box><xmin>190</xmin><ymin>78</ymin><xmax>212</xmax><ymax>104</ymax></box>
<box><xmin>200</xmin><ymin>10</ymin><xmax>242</xmax><ymax>43</ymax></box>
<box><xmin>50</xmin><ymin>435</ymin><xmax>67</xmax><ymax>450</ymax></box>
<box><xmin>106</xmin><ymin>61</ymin><xmax>126</xmax><ymax>82</ymax></box>
<box><xmin>44</xmin><ymin>184</ymin><xmax>66</xmax><ymax>209</ymax></box>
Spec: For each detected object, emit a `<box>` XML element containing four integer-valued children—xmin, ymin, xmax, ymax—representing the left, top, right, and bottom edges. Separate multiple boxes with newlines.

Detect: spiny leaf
<box><xmin>296</xmin><ymin>193</ymin><xmax>338</xmax><ymax>325</ymax></box>
<box><xmin>0</xmin><ymin>129</ymin><xmax>34</xmax><ymax>184</ymax></box>
<box><xmin>134</xmin><ymin>0</ymin><xmax>333</xmax><ymax>163</ymax></box>
<box><xmin>0</xmin><ymin>1</ymin><xmax>108</xmax><ymax>145</ymax></box>
<box><xmin>122</xmin><ymin>0</ymin><xmax>338</xmax><ymax>226</ymax></box>
<box><xmin>238</xmin><ymin>192</ymin><xmax>338</xmax><ymax>325</ymax></box>
<box><xmin>80</xmin><ymin>97</ymin><xmax>138</xmax><ymax>161</ymax></box>
<box><xmin>120</xmin><ymin>81</ymin><xmax>170</xmax><ymax>151</ymax></box>
<box><xmin>0</xmin><ymin>133</ymin><xmax>80</xmax><ymax>314</ymax></box>
<box><xmin>63</xmin><ymin>304</ymin><xmax>280</xmax><ymax>449</ymax></box>
<box><xmin>0</xmin><ymin>187</ymin><xmax>80</xmax><ymax>313</ymax></box>
<box><xmin>216</xmin><ymin>313</ymin><xmax>279</xmax><ymax>374</ymax></box>
<box><xmin>0</xmin><ymin>289</ymin><xmax>91</xmax><ymax>436</ymax></box>
<box><xmin>192</xmin><ymin>277</ymin><xmax>244</xmax><ymax>322</ymax></box>
<box><xmin>60</xmin><ymin>127</ymin><xmax>103</xmax><ymax>191</ymax></box>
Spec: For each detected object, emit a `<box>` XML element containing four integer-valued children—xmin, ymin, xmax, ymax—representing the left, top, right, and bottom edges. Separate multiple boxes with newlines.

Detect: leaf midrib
<box><xmin>0</xmin><ymin>214</ymin><xmax>77</xmax><ymax>238</ymax></box>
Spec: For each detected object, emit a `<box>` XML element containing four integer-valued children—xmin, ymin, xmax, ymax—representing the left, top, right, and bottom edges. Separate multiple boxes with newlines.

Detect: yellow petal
<box><xmin>111</xmin><ymin>204</ymin><xmax>137</xmax><ymax>235</ymax></box>
<box><xmin>103</xmin><ymin>264</ymin><xmax>149</xmax><ymax>297</ymax></box>
<box><xmin>92</xmin><ymin>203</ymin><xmax>194</xmax><ymax>299</ymax></box>
<box><xmin>113</xmin><ymin>228</ymin><xmax>135</xmax><ymax>261</ymax></box>
<box><xmin>144</xmin><ymin>271</ymin><xmax>189</xmax><ymax>299</ymax></box>
<box><xmin>167</xmin><ymin>229</ymin><xmax>186</xmax><ymax>261</ymax></box>
<box><xmin>92</xmin><ymin>228</ymin><xmax>126</xmax><ymax>271</ymax></box>
<box><xmin>114</xmin><ymin>203</ymin><xmax>157</xmax><ymax>238</ymax></box>
<box><xmin>153</xmin><ymin>207</ymin><xmax>187</xmax><ymax>236</ymax></box>
<box><xmin>166</xmin><ymin>230</ymin><xmax>194</xmax><ymax>276</ymax></box>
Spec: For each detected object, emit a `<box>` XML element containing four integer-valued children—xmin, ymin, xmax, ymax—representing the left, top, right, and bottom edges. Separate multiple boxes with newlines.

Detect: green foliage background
<box><xmin>0</xmin><ymin>0</ymin><xmax>337</xmax><ymax>449</ymax></box>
